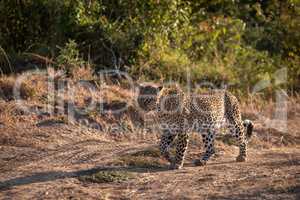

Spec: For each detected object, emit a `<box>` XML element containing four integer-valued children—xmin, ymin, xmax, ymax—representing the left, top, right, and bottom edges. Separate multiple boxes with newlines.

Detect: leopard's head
<box><xmin>137</xmin><ymin>84</ymin><xmax>163</xmax><ymax>112</ymax></box>
<box><xmin>157</xmin><ymin>84</ymin><xmax>185</xmax><ymax>114</ymax></box>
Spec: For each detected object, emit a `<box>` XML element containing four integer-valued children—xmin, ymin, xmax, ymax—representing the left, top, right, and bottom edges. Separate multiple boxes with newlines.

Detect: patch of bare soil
<box><xmin>0</xmin><ymin>118</ymin><xmax>299</xmax><ymax>200</ymax></box>
<box><xmin>0</xmin><ymin>77</ymin><xmax>299</xmax><ymax>199</ymax></box>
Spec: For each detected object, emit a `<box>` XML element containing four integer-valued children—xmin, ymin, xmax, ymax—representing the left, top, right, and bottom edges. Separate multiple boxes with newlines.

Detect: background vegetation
<box><xmin>0</xmin><ymin>0</ymin><xmax>299</xmax><ymax>95</ymax></box>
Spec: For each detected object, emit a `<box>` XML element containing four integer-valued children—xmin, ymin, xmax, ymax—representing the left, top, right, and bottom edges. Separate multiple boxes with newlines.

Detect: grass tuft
<box><xmin>117</xmin><ymin>156</ymin><xmax>165</xmax><ymax>168</ymax></box>
<box><xmin>78</xmin><ymin>170</ymin><xmax>134</xmax><ymax>183</ymax></box>
<box><xmin>130</xmin><ymin>147</ymin><xmax>161</xmax><ymax>157</ymax></box>
<box><xmin>113</xmin><ymin>147</ymin><xmax>166</xmax><ymax>169</ymax></box>
<box><xmin>0</xmin><ymin>77</ymin><xmax>35</xmax><ymax>101</ymax></box>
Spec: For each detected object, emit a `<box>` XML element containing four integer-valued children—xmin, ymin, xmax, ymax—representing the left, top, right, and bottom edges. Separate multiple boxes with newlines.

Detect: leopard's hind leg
<box><xmin>224</xmin><ymin>92</ymin><xmax>247</xmax><ymax>162</ymax></box>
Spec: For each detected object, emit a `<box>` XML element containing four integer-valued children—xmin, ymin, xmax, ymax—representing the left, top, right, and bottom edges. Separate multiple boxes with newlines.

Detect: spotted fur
<box><xmin>137</xmin><ymin>84</ymin><xmax>254</xmax><ymax>169</ymax></box>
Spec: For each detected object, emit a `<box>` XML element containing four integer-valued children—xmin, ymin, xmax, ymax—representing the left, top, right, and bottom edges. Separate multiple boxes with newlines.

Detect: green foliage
<box><xmin>78</xmin><ymin>170</ymin><xmax>134</xmax><ymax>183</ymax></box>
<box><xmin>56</xmin><ymin>40</ymin><xmax>85</xmax><ymax>73</ymax></box>
<box><xmin>117</xmin><ymin>155</ymin><xmax>165</xmax><ymax>168</ymax></box>
<box><xmin>114</xmin><ymin>147</ymin><xmax>166</xmax><ymax>169</ymax></box>
<box><xmin>129</xmin><ymin>147</ymin><xmax>161</xmax><ymax>157</ymax></box>
<box><xmin>0</xmin><ymin>0</ymin><xmax>299</xmax><ymax>94</ymax></box>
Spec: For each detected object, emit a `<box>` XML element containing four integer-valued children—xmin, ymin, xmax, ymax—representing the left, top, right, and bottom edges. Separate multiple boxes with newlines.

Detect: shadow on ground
<box><xmin>0</xmin><ymin>165</ymin><xmax>170</xmax><ymax>191</ymax></box>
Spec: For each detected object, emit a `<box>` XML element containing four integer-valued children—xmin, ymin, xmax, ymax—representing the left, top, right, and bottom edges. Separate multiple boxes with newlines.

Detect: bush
<box><xmin>56</xmin><ymin>40</ymin><xmax>85</xmax><ymax>73</ymax></box>
<box><xmin>0</xmin><ymin>0</ymin><xmax>299</xmax><ymax>94</ymax></box>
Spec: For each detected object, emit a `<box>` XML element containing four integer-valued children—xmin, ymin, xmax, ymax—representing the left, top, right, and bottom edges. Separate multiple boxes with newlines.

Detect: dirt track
<box><xmin>0</xmin><ymin>121</ymin><xmax>299</xmax><ymax>200</ymax></box>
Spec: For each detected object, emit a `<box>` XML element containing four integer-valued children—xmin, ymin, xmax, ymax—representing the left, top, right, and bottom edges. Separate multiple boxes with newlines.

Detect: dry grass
<box><xmin>69</xmin><ymin>65</ymin><xmax>94</xmax><ymax>81</ymax></box>
<box><xmin>240</xmin><ymin>93</ymin><xmax>300</xmax><ymax>148</ymax></box>
<box><xmin>0</xmin><ymin>71</ymin><xmax>299</xmax><ymax>199</ymax></box>
<box><xmin>99</xmin><ymin>84</ymin><xmax>133</xmax><ymax>103</ymax></box>
<box><xmin>0</xmin><ymin>76</ymin><xmax>35</xmax><ymax>101</ymax></box>
<box><xmin>0</xmin><ymin>46</ymin><xmax>13</xmax><ymax>74</ymax></box>
<box><xmin>0</xmin><ymin>69</ymin><xmax>140</xmax><ymax>136</ymax></box>
<box><xmin>1</xmin><ymin>70</ymin><xmax>299</xmax><ymax>148</ymax></box>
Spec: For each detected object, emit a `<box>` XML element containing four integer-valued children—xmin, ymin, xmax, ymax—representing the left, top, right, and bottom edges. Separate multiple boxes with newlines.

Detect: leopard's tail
<box><xmin>243</xmin><ymin>119</ymin><xmax>254</xmax><ymax>139</ymax></box>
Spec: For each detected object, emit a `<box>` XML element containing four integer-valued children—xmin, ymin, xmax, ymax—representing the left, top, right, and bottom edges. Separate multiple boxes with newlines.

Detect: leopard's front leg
<box><xmin>170</xmin><ymin>132</ymin><xmax>189</xmax><ymax>170</ymax></box>
<box><xmin>159</xmin><ymin>129</ymin><xmax>176</xmax><ymax>163</ymax></box>
<box><xmin>194</xmin><ymin>129</ymin><xmax>216</xmax><ymax>166</ymax></box>
<box><xmin>230</xmin><ymin>122</ymin><xmax>247</xmax><ymax>162</ymax></box>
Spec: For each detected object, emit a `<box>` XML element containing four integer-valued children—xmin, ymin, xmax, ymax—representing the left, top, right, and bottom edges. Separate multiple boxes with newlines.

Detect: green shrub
<box><xmin>0</xmin><ymin>0</ymin><xmax>299</xmax><ymax>94</ymax></box>
<box><xmin>114</xmin><ymin>155</ymin><xmax>165</xmax><ymax>169</ymax></box>
<box><xmin>113</xmin><ymin>147</ymin><xmax>166</xmax><ymax>169</ymax></box>
<box><xmin>129</xmin><ymin>147</ymin><xmax>161</xmax><ymax>157</ymax></box>
<box><xmin>78</xmin><ymin>170</ymin><xmax>134</xmax><ymax>183</ymax></box>
<box><xmin>56</xmin><ymin>40</ymin><xmax>85</xmax><ymax>73</ymax></box>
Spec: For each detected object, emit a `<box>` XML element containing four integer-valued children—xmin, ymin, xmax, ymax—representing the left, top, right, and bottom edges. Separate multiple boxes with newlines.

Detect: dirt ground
<box><xmin>0</xmin><ymin>118</ymin><xmax>299</xmax><ymax>200</ymax></box>
<box><xmin>0</xmin><ymin>77</ymin><xmax>299</xmax><ymax>199</ymax></box>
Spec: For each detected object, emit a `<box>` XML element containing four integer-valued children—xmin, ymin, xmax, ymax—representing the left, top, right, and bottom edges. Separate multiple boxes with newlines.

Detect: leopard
<box><xmin>137</xmin><ymin>83</ymin><xmax>254</xmax><ymax>170</ymax></box>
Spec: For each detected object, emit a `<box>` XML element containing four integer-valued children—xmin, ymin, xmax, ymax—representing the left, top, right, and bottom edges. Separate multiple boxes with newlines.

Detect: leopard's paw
<box><xmin>169</xmin><ymin>162</ymin><xmax>183</xmax><ymax>170</ymax></box>
<box><xmin>193</xmin><ymin>159</ymin><xmax>207</xmax><ymax>166</ymax></box>
<box><xmin>236</xmin><ymin>155</ymin><xmax>247</xmax><ymax>162</ymax></box>
<box><xmin>163</xmin><ymin>153</ymin><xmax>173</xmax><ymax>163</ymax></box>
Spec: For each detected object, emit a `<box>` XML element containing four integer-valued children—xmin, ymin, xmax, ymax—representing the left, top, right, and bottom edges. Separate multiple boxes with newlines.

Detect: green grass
<box><xmin>78</xmin><ymin>170</ymin><xmax>134</xmax><ymax>184</ymax></box>
<box><xmin>113</xmin><ymin>147</ymin><xmax>166</xmax><ymax>169</ymax></box>
<box><xmin>129</xmin><ymin>147</ymin><xmax>161</xmax><ymax>157</ymax></box>
<box><xmin>117</xmin><ymin>156</ymin><xmax>165</xmax><ymax>169</ymax></box>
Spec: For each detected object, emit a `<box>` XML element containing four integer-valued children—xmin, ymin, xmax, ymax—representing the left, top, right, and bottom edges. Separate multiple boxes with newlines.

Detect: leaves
<box><xmin>0</xmin><ymin>0</ymin><xmax>299</xmax><ymax>93</ymax></box>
